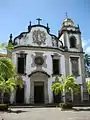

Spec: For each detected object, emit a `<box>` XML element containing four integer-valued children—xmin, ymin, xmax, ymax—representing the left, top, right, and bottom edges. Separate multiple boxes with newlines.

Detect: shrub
<box><xmin>0</xmin><ymin>104</ymin><xmax>8</xmax><ymax>111</ymax></box>
<box><xmin>59</xmin><ymin>102</ymin><xmax>73</xmax><ymax>109</ymax></box>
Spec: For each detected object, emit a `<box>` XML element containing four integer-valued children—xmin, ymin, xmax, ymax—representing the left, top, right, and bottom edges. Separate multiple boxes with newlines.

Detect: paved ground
<box><xmin>0</xmin><ymin>107</ymin><xmax>90</xmax><ymax>120</ymax></box>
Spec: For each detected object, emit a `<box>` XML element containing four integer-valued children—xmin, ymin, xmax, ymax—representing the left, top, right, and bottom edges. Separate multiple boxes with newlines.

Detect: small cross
<box><xmin>36</xmin><ymin>18</ymin><xmax>42</xmax><ymax>25</ymax></box>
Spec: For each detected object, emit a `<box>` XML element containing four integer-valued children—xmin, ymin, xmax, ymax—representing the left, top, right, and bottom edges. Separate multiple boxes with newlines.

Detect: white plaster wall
<box><xmin>65</xmin><ymin>32</ymin><xmax>69</xmax><ymax>47</ymax></box>
<box><xmin>12</xmin><ymin>52</ymin><xmax>17</xmax><ymax>70</ymax></box>
<box><xmin>26</xmin><ymin>52</ymin><xmax>36</xmax><ymax>75</ymax></box>
<box><xmin>48</xmin><ymin>77</ymin><xmax>54</xmax><ymax>103</ymax></box>
<box><xmin>12</xmin><ymin>49</ymin><xmax>66</xmax><ymax>104</ymax></box>
<box><xmin>59</xmin><ymin>34</ymin><xmax>64</xmax><ymax>46</ymax></box>
<box><xmin>60</xmin><ymin>55</ymin><xmax>66</xmax><ymax>76</ymax></box>
<box><xmin>48</xmin><ymin>76</ymin><xmax>57</xmax><ymax>103</ymax></box>
<box><xmin>22</xmin><ymin>75</ymin><xmax>30</xmax><ymax>104</ymax></box>
<box><xmin>86</xmin><ymin>78</ymin><xmax>90</xmax><ymax>82</ymax></box>
<box><xmin>12</xmin><ymin>50</ymin><xmax>36</xmax><ymax>74</ymax></box>
<box><xmin>42</xmin><ymin>52</ymin><xmax>52</xmax><ymax>75</ymax></box>
<box><xmin>12</xmin><ymin>49</ymin><xmax>66</xmax><ymax>80</ymax></box>
<box><xmin>10</xmin><ymin>92</ymin><xmax>16</xmax><ymax>104</ymax></box>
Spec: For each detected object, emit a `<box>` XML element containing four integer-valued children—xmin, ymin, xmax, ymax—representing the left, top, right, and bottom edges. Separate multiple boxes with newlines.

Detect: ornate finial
<box><xmin>9</xmin><ymin>34</ymin><xmax>12</xmax><ymax>43</ymax></box>
<box><xmin>30</xmin><ymin>21</ymin><xmax>31</xmax><ymax>26</ymax></box>
<box><xmin>10</xmin><ymin>34</ymin><xmax>12</xmax><ymax>40</ymax></box>
<box><xmin>47</xmin><ymin>23</ymin><xmax>49</xmax><ymax>28</ymax></box>
<box><xmin>65</xmin><ymin>12</ymin><xmax>68</xmax><ymax>18</ymax></box>
<box><xmin>28</xmin><ymin>21</ymin><xmax>31</xmax><ymax>32</ymax></box>
<box><xmin>78</xmin><ymin>24</ymin><xmax>80</xmax><ymax>29</ymax></box>
<box><xmin>47</xmin><ymin>23</ymin><xmax>50</xmax><ymax>33</ymax></box>
<box><xmin>36</xmin><ymin>18</ymin><xmax>42</xmax><ymax>25</ymax></box>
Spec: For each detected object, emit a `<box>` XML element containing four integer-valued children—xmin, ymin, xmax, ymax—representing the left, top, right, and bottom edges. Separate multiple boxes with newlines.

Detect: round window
<box><xmin>34</xmin><ymin>56</ymin><xmax>44</xmax><ymax>65</ymax></box>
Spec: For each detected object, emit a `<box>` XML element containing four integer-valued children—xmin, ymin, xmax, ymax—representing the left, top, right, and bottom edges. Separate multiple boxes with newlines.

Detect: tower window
<box><xmin>53</xmin><ymin>59</ymin><xmax>59</xmax><ymax>75</ymax></box>
<box><xmin>70</xmin><ymin>36</ymin><xmax>76</xmax><ymax>48</ymax></box>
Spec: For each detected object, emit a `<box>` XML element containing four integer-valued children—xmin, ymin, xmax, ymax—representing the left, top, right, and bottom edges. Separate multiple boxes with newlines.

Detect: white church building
<box><xmin>8</xmin><ymin>17</ymin><xmax>87</xmax><ymax>104</ymax></box>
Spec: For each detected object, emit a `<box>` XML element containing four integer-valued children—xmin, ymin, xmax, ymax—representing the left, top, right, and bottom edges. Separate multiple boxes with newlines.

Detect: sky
<box><xmin>0</xmin><ymin>0</ymin><xmax>90</xmax><ymax>53</ymax></box>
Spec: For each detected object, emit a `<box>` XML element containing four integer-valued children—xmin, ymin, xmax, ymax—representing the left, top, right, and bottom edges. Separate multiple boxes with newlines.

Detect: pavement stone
<box><xmin>0</xmin><ymin>107</ymin><xmax>90</xmax><ymax>120</ymax></box>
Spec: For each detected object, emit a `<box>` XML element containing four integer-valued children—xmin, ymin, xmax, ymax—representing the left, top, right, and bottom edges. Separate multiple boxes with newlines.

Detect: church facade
<box><xmin>9</xmin><ymin>17</ymin><xmax>87</xmax><ymax>104</ymax></box>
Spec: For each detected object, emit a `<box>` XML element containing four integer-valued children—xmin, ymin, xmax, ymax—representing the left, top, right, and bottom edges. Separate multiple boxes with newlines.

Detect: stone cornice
<box><xmin>12</xmin><ymin>46</ymin><xmax>84</xmax><ymax>54</ymax></box>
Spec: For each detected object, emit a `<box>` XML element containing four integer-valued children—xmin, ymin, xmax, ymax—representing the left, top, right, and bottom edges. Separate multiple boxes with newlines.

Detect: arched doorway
<box><xmin>29</xmin><ymin>71</ymin><xmax>50</xmax><ymax>104</ymax></box>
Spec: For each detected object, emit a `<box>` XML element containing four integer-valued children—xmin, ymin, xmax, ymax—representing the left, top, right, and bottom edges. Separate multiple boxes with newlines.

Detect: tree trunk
<box><xmin>63</xmin><ymin>90</ymin><xmax>66</xmax><ymax>104</ymax></box>
<box><xmin>1</xmin><ymin>91</ymin><xmax>4</xmax><ymax>104</ymax></box>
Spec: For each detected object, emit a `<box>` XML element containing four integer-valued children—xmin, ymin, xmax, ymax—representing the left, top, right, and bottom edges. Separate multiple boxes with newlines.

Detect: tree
<box><xmin>87</xmin><ymin>80</ymin><xmax>90</xmax><ymax>94</ymax></box>
<box><xmin>0</xmin><ymin>42</ymin><xmax>14</xmax><ymax>52</ymax></box>
<box><xmin>0</xmin><ymin>43</ymin><xmax>23</xmax><ymax>104</ymax></box>
<box><xmin>0</xmin><ymin>58</ymin><xmax>15</xmax><ymax>80</ymax></box>
<box><xmin>0</xmin><ymin>58</ymin><xmax>23</xmax><ymax>104</ymax></box>
<box><xmin>0</xmin><ymin>75</ymin><xmax>23</xmax><ymax>104</ymax></box>
<box><xmin>51</xmin><ymin>75</ymin><xmax>79</xmax><ymax>103</ymax></box>
<box><xmin>84</xmin><ymin>54</ymin><xmax>90</xmax><ymax>77</ymax></box>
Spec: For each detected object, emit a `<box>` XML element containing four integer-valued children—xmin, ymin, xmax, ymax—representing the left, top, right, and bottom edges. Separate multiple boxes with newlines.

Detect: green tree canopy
<box><xmin>51</xmin><ymin>75</ymin><xmax>80</xmax><ymax>103</ymax></box>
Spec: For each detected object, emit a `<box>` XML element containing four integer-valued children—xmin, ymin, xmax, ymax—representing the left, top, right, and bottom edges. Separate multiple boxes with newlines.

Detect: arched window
<box><xmin>69</xmin><ymin>36</ymin><xmax>76</xmax><ymax>48</ymax></box>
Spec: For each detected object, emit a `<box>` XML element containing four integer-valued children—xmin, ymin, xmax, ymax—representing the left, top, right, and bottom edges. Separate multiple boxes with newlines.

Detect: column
<box><xmin>30</xmin><ymin>80</ymin><xmax>34</xmax><ymax>104</ymax></box>
<box><xmin>10</xmin><ymin>91</ymin><xmax>16</xmax><ymax>104</ymax></box>
<box><xmin>24</xmin><ymin>76</ymin><xmax>30</xmax><ymax>104</ymax></box>
<box><xmin>81</xmin><ymin>85</ymin><xmax>83</xmax><ymax>102</ymax></box>
<box><xmin>48</xmin><ymin>78</ymin><xmax>53</xmax><ymax>103</ymax></box>
<box><xmin>44</xmin><ymin>80</ymin><xmax>49</xmax><ymax>104</ymax></box>
<box><xmin>71</xmin><ymin>89</ymin><xmax>73</xmax><ymax>102</ymax></box>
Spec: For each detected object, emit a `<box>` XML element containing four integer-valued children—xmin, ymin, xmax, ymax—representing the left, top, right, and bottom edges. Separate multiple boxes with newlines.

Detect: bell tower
<box><xmin>58</xmin><ymin>15</ymin><xmax>83</xmax><ymax>52</ymax></box>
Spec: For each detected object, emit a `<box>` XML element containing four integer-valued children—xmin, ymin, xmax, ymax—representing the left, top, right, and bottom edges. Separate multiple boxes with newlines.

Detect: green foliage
<box><xmin>0</xmin><ymin>58</ymin><xmax>23</xmax><ymax>103</ymax></box>
<box><xmin>59</xmin><ymin>102</ymin><xmax>73</xmax><ymax>109</ymax></box>
<box><xmin>0</xmin><ymin>41</ymin><xmax>23</xmax><ymax>103</ymax></box>
<box><xmin>51</xmin><ymin>75</ymin><xmax>79</xmax><ymax>96</ymax></box>
<box><xmin>87</xmin><ymin>80</ymin><xmax>90</xmax><ymax>94</ymax></box>
<box><xmin>84</xmin><ymin>54</ymin><xmax>90</xmax><ymax>66</ymax></box>
<box><xmin>0</xmin><ymin>42</ymin><xmax>14</xmax><ymax>52</ymax></box>
<box><xmin>0</xmin><ymin>104</ymin><xmax>8</xmax><ymax>111</ymax></box>
<box><xmin>0</xmin><ymin>58</ymin><xmax>15</xmax><ymax>79</ymax></box>
<box><xmin>51</xmin><ymin>82</ymin><xmax>62</xmax><ymax>95</ymax></box>
<box><xmin>7</xmin><ymin>43</ymin><xmax>14</xmax><ymax>51</ymax></box>
<box><xmin>13</xmin><ymin>74</ymin><xmax>23</xmax><ymax>88</ymax></box>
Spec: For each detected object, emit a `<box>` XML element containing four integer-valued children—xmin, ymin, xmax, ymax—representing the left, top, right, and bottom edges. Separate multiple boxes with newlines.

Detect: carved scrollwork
<box><xmin>32</xmin><ymin>29</ymin><xmax>46</xmax><ymax>45</ymax></box>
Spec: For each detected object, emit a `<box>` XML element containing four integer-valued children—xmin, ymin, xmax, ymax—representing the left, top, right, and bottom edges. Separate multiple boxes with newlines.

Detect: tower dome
<box><xmin>62</xmin><ymin>17</ymin><xmax>74</xmax><ymax>26</ymax></box>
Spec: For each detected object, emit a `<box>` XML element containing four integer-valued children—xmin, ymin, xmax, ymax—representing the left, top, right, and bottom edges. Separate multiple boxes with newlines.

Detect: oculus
<box><xmin>34</xmin><ymin>56</ymin><xmax>44</xmax><ymax>65</ymax></box>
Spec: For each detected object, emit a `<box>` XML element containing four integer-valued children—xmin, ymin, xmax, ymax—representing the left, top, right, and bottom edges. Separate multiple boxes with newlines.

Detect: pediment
<box><xmin>13</xmin><ymin>25</ymin><xmax>63</xmax><ymax>50</ymax></box>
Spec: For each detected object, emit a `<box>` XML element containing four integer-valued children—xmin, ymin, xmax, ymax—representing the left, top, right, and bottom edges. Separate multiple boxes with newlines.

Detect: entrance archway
<box><xmin>30</xmin><ymin>71</ymin><xmax>50</xmax><ymax>104</ymax></box>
